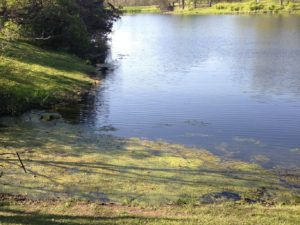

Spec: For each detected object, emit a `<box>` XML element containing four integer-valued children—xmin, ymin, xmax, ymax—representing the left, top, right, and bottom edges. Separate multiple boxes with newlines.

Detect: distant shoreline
<box><xmin>120</xmin><ymin>3</ymin><xmax>300</xmax><ymax>15</ymax></box>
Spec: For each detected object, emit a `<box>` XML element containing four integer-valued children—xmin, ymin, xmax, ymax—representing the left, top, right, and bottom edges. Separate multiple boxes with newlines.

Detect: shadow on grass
<box><xmin>1</xmin><ymin>39</ymin><xmax>93</xmax><ymax>74</ymax></box>
<box><xmin>0</xmin><ymin>62</ymin><xmax>91</xmax><ymax>92</ymax></box>
<box><xmin>0</xmin><ymin>39</ymin><xmax>96</xmax><ymax>115</ymax></box>
<box><xmin>0</xmin><ymin>119</ymin><xmax>298</xmax><ymax>203</ymax></box>
<box><xmin>1</xmin><ymin>204</ymin><xmax>300</xmax><ymax>225</ymax></box>
<box><xmin>0</xmin><ymin>208</ymin><xmax>187</xmax><ymax>225</ymax></box>
<box><xmin>0</xmin><ymin>157</ymin><xmax>276</xmax><ymax>186</ymax></box>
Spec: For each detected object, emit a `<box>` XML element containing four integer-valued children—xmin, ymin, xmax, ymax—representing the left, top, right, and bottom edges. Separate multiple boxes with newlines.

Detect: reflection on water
<box><xmin>69</xmin><ymin>15</ymin><xmax>300</xmax><ymax>168</ymax></box>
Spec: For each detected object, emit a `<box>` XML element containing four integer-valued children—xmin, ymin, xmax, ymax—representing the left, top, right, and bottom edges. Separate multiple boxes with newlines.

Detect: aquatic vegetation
<box><xmin>290</xmin><ymin>148</ymin><xmax>300</xmax><ymax>154</ymax></box>
<box><xmin>183</xmin><ymin>119</ymin><xmax>209</xmax><ymax>127</ymax></box>
<box><xmin>99</xmin><ymin>125</ymin><xmax>119</xmax><ymax>132</ymax></box>
<box><xmin>0</xmin><ymin>113</ymin><xmax>299</xmax><ymax>206</ymax></box>
<box><xmin>277</xmin><ymin>169</ymin><xmax>300</xmax><ymax>189</ymax></box>
<box><xmin>251</xmin><ymin>155</ymin><xmax>270</xmax><ymax>163</ymax></box>
<box><xmin>179</xmin><ymin>132</ymin><xmax>211</xmax><ymax>138</ymax></box>
<box><xmin>233</xmin><ymin>137</ymin><xmax>263</xmax><ymax>146</ymax></box>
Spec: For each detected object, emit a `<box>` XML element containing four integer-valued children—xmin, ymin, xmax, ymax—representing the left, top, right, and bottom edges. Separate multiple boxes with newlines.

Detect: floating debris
<box><xmin>156</xmin><ymin>123</ymin><xmax>173</xmax><ymax>127</ymax></box>
<box><xmin>251</xmin><ymin>155</ymin><xmax>270</xmax><ymax>163</ymax></box>
<box><xmin>99</xmin><ymin>125</ymin><xmax>118</xmax><ymax>132</ymax></box>
<box><xmin>179</xmin><ymin>132</ymin><xmax>211</xmax><ymax>138</ymax></box>
<box><xmin>233</xmin><ymin>137</ymin><xmax>262</xmax><ymax>146</ymax></box>
<box><xmin>183</xmin><ymin>119</ymin><xmax>209</xmax><ymax>127</ymax></box>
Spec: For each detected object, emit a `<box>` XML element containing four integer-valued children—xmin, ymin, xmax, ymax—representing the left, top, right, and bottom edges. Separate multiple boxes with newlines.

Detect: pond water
<box><xmin>70</xmin><ymin>15</ymin><xmax>300</xmax><ymax>169</ymax></box>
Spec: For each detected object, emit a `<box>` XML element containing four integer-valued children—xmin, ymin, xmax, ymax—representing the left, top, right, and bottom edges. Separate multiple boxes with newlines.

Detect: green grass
<box><xmin>1</xmin><ymin>197</ymin><xmax>300</xmax><ymax>224</ymax></box>
<box><xmin>121</xmin><ymin>5</ymin><xmax>161</xmax><ymax>14</ymax></box>
<box><xmin>121</xmin><ymin>1</ymin><xmax>300</xmax><ymax>15</ymax></box>
<box><xmin>0</xmin><ymin>38</ymin><xmax>96</xmax><ymax>115</ymax></box>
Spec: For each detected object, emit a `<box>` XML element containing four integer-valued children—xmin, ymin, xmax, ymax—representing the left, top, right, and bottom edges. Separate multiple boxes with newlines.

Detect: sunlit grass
<box><xmin>121</xmin><ymin>5</ymin><xmax>161</xmax><ymax>14</ymax></box>
<box><xmin>0</xmin><ymin>38</ymin><xmax>95</xmax><ymax>115</ymax></box>
<box><xmin>122</xmin><ymin>1</ymin><xmax>300</xmax><ymax>15</ymax></box>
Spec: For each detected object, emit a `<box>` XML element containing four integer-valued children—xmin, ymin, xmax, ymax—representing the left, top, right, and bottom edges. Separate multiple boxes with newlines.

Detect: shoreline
<box><xmin>1</xmin><ymin>15</ymin><xmax>300</xmax><ymax>225</ymax></box>
<box><xmin>0</xmin><ymin>113</ymin><xmax>299</xmax><ymax>206</ymax></box>
<box><xmin>121</xmin><ymin>3</ymin><xmax>300</xmax><ymax>15</ymax></box>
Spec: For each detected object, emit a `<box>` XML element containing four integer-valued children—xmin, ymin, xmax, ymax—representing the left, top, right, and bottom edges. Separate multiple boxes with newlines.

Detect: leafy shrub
<box><xmin>0</xmin><ymin>0</ymin><xmax>120</xmax><ymax>62</ymax></box>
<box><xmin>231</xmin><ymin>5</ymin><xmax>242</xmax><ymax>11</ymax></box>
<box><xmin>250</xmin><ymin>2</ymin><xmax>265</xmax><ymax>11</ymax></box>
<box><xmin>0</xmin><ymin>21</ymin><xmax>22</xmax><ymax>40</ymax></box>
<box><xmin>268</xmin><ymin>4</ymin><xmax>276</xmax><ymax>10</ymax></box>
<box><xmin>214</xmin><ymin>3</ymin><xmax>244</xmax><ymax>12</ymax></box>
<box><xmin>215</xmin><ymin>3</ymin><xmax>228</xmax><ymax>10</ymax></box>
<box><xmin>286</xmin><ymin>2</ymin><xmax>299</xmax><ymax>11</ymax></box>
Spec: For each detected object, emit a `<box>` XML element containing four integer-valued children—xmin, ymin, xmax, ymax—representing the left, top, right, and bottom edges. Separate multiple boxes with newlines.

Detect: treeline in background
<box><xmin>111</xmin><ymin>0</ymin><xmax>300</xmax><ymax>12</ymax></box>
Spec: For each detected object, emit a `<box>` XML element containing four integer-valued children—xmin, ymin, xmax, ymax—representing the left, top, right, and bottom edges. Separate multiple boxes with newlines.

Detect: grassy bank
<box><xmin>1</xmin><ymin>198</ymin><xmax>300</xmax><ymax>225</ymax></box>
<box><xmin>121</xmin><ymin>1</ymin><xmax>300</xmax><ymax>15</ymax></box>
<box><xmin>0</xmin><ymin>38</ymin><xmax>96</xmax><ymax>116</ymax></box>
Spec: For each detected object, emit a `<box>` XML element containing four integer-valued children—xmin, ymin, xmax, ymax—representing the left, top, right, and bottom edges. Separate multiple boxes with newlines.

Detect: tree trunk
<box><xmin>208</xmin><ymin>0</ymin><xmax>212</xmax><ymax>7</ymax></box>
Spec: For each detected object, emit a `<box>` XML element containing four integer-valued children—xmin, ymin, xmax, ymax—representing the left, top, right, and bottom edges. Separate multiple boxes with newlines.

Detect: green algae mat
<box><xmin>0</xmin><ymin>112</ymin><xmax>299</xmax><ymax>207</ymax></box>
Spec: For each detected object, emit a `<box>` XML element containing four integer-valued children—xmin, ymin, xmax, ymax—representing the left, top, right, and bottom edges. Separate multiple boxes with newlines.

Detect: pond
<box><xmin>69</xmin><ymin>15</ymin><xmax>300</xmax><ymax>169</ymax></box>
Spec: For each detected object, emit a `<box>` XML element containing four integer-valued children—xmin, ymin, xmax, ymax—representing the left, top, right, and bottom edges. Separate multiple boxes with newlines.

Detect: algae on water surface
<box><xmin>0</xmin><ymin>112</ymin><xmax>299</xmax><ymax>206</ymax></box>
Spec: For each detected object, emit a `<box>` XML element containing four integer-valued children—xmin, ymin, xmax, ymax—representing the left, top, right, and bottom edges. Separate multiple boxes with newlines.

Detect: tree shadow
<box><xmin>0</xmin><ymin>64</ymin><xmax>91</xmax><ymax>92</ymax></box>
<box><xmin>1</xmin><ymin>39</ymin><xmax>93</xmax><ymax>74</ymax></box>
<box><xmin>0</xmin><ymin>119</ymin><xmax>298</xmax><ymax>203</ymax></box>
<box><xmin>0</xmin><ymin>207</ymin><xmax>188</xmax><ymax>225</ymax></box>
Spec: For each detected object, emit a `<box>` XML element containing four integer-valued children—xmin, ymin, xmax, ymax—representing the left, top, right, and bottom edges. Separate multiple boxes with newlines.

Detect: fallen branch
<box><xmin>0</xmin><ymin>151</ymin><xmax>29</xmax><ymax>174</ymax></box>
<box><xmin>16</xmin><ymin>152</ymin><xmax>27</xmax><ymax>174</ymax></box>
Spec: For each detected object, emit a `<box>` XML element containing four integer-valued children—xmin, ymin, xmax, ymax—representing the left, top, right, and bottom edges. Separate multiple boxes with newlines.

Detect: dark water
<box><xmin>71</xmin><ymin>15</ymin><xmax>300</xmax><ymax>168</ymax></box>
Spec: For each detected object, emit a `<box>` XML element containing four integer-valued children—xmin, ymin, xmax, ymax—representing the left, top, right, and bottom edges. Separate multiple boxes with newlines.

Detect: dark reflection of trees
<box><xmin>55</xmin><ymin>75</ymin><xmax>111</xmax><ymax>127</ymax></box>
<box><xmin>84</xmin><ymin>79</ymin><xmax>112</xmax><ymax>128</ymax></box>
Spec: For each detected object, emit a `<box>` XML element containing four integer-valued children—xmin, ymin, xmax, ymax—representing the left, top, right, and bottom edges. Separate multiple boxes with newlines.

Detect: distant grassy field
<box><xmin>0</xmin><ymin>38</ymin><xmax>95</xmax><ymax>115</ymax></box>
<box><xmin>120</xmin><ymin>5</ymin><xmax>161</xmax><ymax>13</ymax></box>
<box><xmin>121</xmin><ymin>1</ymin><xmax>300</xmax><ymax>14</ymax></box>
